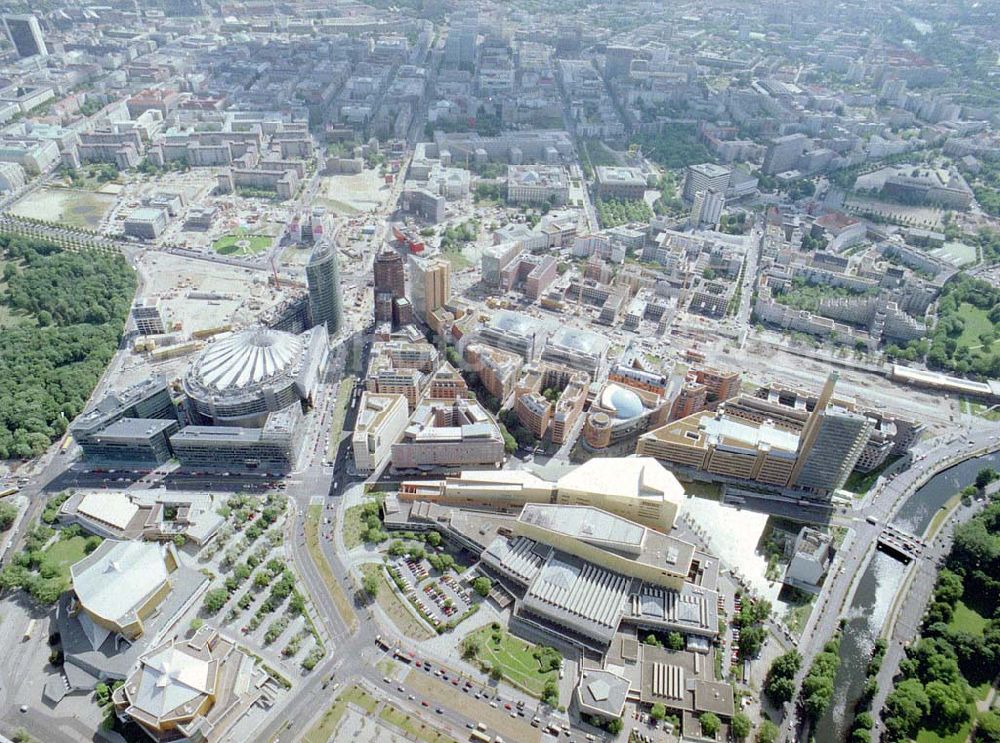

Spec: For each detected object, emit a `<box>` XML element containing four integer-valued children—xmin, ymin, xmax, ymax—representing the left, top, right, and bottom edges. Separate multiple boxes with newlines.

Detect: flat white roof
<box><xmin>557</xmin><ymin>456</ymin><xmax>685</xmax><ymax>503</ymax></box>
<box><xmin>78</xmin><ymin>491</ymin><xmax>140</xmax><ymax>531</ymax></box>
<box><xmin>701</xmin><ymin>414</ymin><xmax>800</xmax><ymax>452</ymax></box>
<box><xmin>71</xmin><ymin>540</ymin><xmax>170</xmax><ymax>627</ymax></box>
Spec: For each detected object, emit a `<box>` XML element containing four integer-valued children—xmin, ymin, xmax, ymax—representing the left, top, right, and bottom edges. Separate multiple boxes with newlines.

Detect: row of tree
<box><xmin>800</xmin><ymin>634</ymin><xmax>842</xmax><ymax>722</ymax></box>
<box><xmin>849</xmin><ymin>639</ymin><xmax>887</xmax><ymax>743</ymax></box>
<box><xmin>732</xmin><ymin>595</ymin><xmax>771</xmax><ymax>660</ymax></box>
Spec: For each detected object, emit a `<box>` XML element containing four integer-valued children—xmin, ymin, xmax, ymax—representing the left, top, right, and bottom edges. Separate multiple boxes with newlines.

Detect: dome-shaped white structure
<box><xmin>192</xmin><ymin>328</ymin><xmax>303</xmax><ymax>392</ymax></box>
<box><xmin>183</xmin><ymin>325</ymin><xmax>328</xmax><ymax>426</ymax></box>
<box><xmin>601</xmin><ymin>383</ymin><xmax>644</xmax><ymax>420</ymax></box>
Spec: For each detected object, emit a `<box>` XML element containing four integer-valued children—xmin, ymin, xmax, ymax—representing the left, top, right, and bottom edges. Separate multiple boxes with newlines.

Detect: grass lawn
<box><xmin>844</xmin><ymin>455</ymin><xmax>903</xmax><ymax>496</ymax></box>
<box><xmin>341</xmin><ymin>504</ymin><xmax>368</xmax><ymax>550</ymax></box>
<box><xmin>0</xmin><ymin>264</ymin><xmax>34</xmax><ymax>329</ymax></box>
<box><xmin>949</xmin><ymin>600</ymin><xmax>988</xmax><ymax>636</ymax></box>
<box><xmin>326</xmin><ymin>378</ymin><xmax>355</xmax><ymax>461</ymax></box>
<box><xmin>304</xmin><ymin>505</ymin><xmax>358</xmax><ymax>633</ymax></box>
<box><xmin>360</xmin><ymin>563</ymin><xmax>436</xmax><ymax>641</ymax></box>
<box><xmin>972</xmin><ymin>681</ymin><xmax>993</xmax><ymax>702</ymax></box>
<box><xmin>915</xmin><ymin>714</ymin><xmax>975</xmax><ymax>743</ymax></box>
<box><xmin>41</xmin><ymin>535</ymin><xmax>92</xmax><ymax>584</ymax></box>
<box><xmin>927</xmin><ymin>493</ymin><xmax>962</xmax><ymax>539</ymax></box>
<box><xmin>466</xmin><ymin>625</ymin><xmax>556</xmax><ymax>698</ymax></box>
<box><xmin>301</xmin><ymin>684</ymin><xmax>377</xmax><ymax>743</ymax></box>
<box><xmin>440</xmin><ymin>246</ymin><xmax>472</xmax><ymax>270</ymax></box>
<box><xmin>782</xmin><ymin>597</ymin><xmax>815</xmax><ymax>638</ymax></box>
<box><xmin>0</xmin><ymin>303</ymin><xmax>25</xmax><ymax>328</ymax></box>
<box><xmin>961</xmin><ymin>398</ymin><xmax>1000</xmax><ymax>421</ymax></box>
<box><xmin>212</xmin><ymin>233</ymin><xmax>272</xmax><ymax>256</ymax></box>
<box><xmin>956</xmin><ymin>302</ymin><xmax>997</xmax><ymax>350</ymax></box>
<box><xmin>379</xmin><ymin>706</ymin><xmax>459</xmax><ymax>743</ymax></box>
<box><xmin>10</xmin><ymin>187</ymin><xmax>115</xmax><ymax>229</ymax></box>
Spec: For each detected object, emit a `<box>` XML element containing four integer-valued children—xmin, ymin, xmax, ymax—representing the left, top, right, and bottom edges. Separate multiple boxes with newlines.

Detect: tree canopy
<box><xmin>0</xmin><ymin>235</ymin><xmax>135</xmax><ymax>459</ymax></box>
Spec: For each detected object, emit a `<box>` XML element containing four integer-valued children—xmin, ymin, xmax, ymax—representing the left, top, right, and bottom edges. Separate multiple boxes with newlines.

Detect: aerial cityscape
<box><xmin>0</xmin><ymin>1</ymin><xmax>998</xmax><ymax>743</ymax></box>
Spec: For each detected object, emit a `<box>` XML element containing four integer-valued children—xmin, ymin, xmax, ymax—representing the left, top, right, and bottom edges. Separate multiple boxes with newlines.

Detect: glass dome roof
<box><xmin>601</xmin><ymin>384</ymin><xmax>644</xmax><ymax>420</ymax></box>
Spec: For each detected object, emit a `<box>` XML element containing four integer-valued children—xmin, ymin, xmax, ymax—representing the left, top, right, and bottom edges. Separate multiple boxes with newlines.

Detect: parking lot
<box><xmin>389</xmin><ymin>555</ymin><xmax>478</xmax><ymax>629</ymax></box>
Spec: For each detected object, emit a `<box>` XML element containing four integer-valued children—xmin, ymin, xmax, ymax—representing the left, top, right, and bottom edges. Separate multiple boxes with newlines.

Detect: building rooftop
<box><xmin>487</xmin><ymin>309</ymin><xmax>541</xmax><ymax>337</ymax></box>
<box><xmin>187</xmin><ymin>327</ymin><xmax>303</xmax><ymax>393</ymax></box>
<box><xmin>689</xmin><ymin>162</ymin><xmax>731</xmax><ymax>179</ymax></box>
<box><xmin>127</xmin><ymin>207</ymin><xmax>167</xmax><ymax>223</ymax></box>
<box><xmin>576</xmin><ymin>669</ymin><xmax>630</xmax><ymax>718</ymax></box>
<box><xmin>508</xmin><ymin>164</ymin><xmax>568</xmax><ymax>188</ymax></box>
<box><xmin>556</xmin><ymin>456</ymin><xmax>686</xmax><ymax>504</ymax></box>
<box><xmin>522</xmin><ymin>552</ymin><xmax>632</xmax><ymax>642</ymax></box>
<box><xmin>483</xmin><ymin>535</ymin><xmax>548</xmax><ymax>584</ymax></box>
<box><xmin>547</xmin><ymin>326</ymin><xmax>609</xmax><ymax>355</ymax></box>
<box><xmin>700</xmin><ymin>413</ymin><xmax>800</xmax><ymax>452</ymax></box>
<box><xmin>601</xmin><ymin>383</ymin><xmax>645</xmax><ymax>420</ymax></box>
<box><xmin>77</xmin><ymin>491</ymin><xmax>140</xmax><ymax>531</ymax></box>
<box><xmin>71</xmin><ymin>540</ymin><xmax>172</xmax><ymax>632</ymax></box>
<box><xmin>92</xmin><ymin>417</ymin><xmax>176</xmax><ymax>440</ymax></box>
<box><xmin>595</xmin><ymin>165</ymin><xmax>646</xmax><ymax>185</ymax></box>
<box><xmin>520</xmin><ymin>503</ymin><xmax>645</xmax><ymax>553</ymax></box>
<box><xmin>354</xmin><ymin>392</ymin><xmax>407</xmax><ymax>436</ymax></box>
<box><xmin>131</xmin><ymin>642</ymin><xmax>214</xmax><ymax>719</ymax></box>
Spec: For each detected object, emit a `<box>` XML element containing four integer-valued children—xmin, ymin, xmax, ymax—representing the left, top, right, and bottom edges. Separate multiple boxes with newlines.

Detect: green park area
<box><xmin>914</xmin><ymin>717</ymin><xmax>975</xmax><ymax>743</ymax></box>
<box><xmin>882</xmin><ymin>495</ymin><xmax>1000</xmax><ymax>743</ymax></box>
<box><xmin>342</xmin><ymin>499</ymin><xmax>378</xmax><ymax>550</ymax></box>
<box><xmin>948</xmin><ymin>600</ymin><xmax>988</xmax><ymax>636</ymax></box>
<box><xmin>0</xmin><ymin>235</ymin><xmax>135</xmax><ymax>459</ymax></box>
<box><xmin>954</xmin><ymin>302</ymin><xmax>997</xmax><ymax>350</ymax></box>
<box><xmin>0</xmin><ymin>521</ymin><xmax>102</xmax><ymax>604</ymax></box>
<box><xmin>463</xmin><ymin>624</ymin><xmax>559</xmax><ymax>699</ymax></box>
<box><xmin>40</xmin><ymin>534</ymin><xmax>90</xmax><ymax>584</ymax></box>
<box><xmin>212</xmin><ymin>233</ymin><xmax>272</xmax><ymax>256</ymax></box>
<box><xmin>913</xmin><ymin>276</ymin><xmax>1000</xmax><ymax>377</ymax></box>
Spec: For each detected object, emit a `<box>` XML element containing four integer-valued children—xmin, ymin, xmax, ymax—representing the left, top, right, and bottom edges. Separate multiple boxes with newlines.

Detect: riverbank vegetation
<box><xmin>800</xmin><ymin>632</ymin><xmax>842</xmax><ymax>722</ymax></box>
<box><xmin>882</xmin><ymin>494</ymin><xmax>1000</xmax><ymax>742</ymax></box>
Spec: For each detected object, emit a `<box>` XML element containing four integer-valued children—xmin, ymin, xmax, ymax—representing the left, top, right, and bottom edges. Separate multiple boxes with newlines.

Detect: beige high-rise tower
<box><xmin>408</xmin><ymin>254</ymin><xmax>451</xmax><ymax>323</ymax></box>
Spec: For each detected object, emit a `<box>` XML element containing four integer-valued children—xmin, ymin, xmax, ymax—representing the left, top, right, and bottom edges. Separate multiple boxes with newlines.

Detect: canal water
<box><xmin>814</xmin><ymin>451</ymin><xmax>1000</xmax><ymax>743</ymax></box>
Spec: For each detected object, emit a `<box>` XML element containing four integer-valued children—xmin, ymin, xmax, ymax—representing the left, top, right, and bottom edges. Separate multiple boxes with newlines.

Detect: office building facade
<box><xmin>691</xmin><ymin>190</ymin><xmax>724</xmax><ymax>228</ymax></box>
<box><xmin>3</xmin><ymin>15</ymin><xmax>47</xmax><ymax>58</ymax></box>
<box><xmin>408</xmin><ymin>254</ymin><xmax>451</xmax><ymax>323</ymax></box>
<box><xmin>306</xmin><ymin>241</ymin><xmax>342</xmax><ymax>335</ymax></box>
<box><xmin>683</xmin><ymin>163</ymin><xmax>730</xmax><ymax>202</ymax></box>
